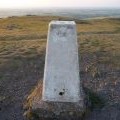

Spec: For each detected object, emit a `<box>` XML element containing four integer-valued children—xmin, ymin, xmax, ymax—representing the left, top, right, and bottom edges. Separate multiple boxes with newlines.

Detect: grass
<box><xmin>0</xmin><ymin>15</ymin><xmax>120</xmax><ymax>119</ymax></box>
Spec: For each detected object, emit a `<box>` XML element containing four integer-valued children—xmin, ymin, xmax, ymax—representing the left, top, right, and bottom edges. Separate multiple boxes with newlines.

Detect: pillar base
<box><xmin>32</xmin><ymin>100</ymin><xmax>85</xmax><ymax>120</ymax></box>
<box><xmin>24</xmin><ymin>81</ymin><xmax>86</xmax><ymax>120</ymax></box>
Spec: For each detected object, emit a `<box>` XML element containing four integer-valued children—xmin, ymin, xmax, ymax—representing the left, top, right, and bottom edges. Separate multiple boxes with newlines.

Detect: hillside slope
<box><xmin>0</xmin><ymin>16</ymin><xmax>120</xmax><ymax>120</ymax></box>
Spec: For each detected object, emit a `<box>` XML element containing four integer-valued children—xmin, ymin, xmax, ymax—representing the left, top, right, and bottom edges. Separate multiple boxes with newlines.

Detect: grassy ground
<box><xmin>0</xmin><ymin>16</ymin><xmax>120</xmax><ymax>120</ymax></box>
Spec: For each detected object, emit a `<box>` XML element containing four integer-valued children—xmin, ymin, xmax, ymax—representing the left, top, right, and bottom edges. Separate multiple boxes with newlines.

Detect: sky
<box><xmin>0</xmin><ymin>0</ymin><xmax>120</xmax><ymax>8</ymax></box>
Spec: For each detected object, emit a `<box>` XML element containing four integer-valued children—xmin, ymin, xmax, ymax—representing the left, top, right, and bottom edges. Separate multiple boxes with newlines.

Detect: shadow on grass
<box><xmin>84</xmin><ymin>87</ymin><xmax>105</xmax><ymax>110</ymax></box>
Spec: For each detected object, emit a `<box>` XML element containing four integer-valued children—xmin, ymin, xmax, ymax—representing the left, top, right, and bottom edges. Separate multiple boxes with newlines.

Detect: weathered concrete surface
<box><xmin>42</xmin><ymin>21</ymin><xmax>82</xmax><ymax>102</ymax></box>
<box><xmin>25</xmin><ymin>81</ymin><xmax>86</xmax><ymax>120</ymax></box>
<box><xmin>25</xmin><ymin>21</ymin><xmax>86</xmax><ymax>120</ymax></box>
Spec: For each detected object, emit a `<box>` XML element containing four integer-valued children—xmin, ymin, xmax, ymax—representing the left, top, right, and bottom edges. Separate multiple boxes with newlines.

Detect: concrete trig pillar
<box><xmin>29</xmin><ymin>21</ymin><xmax>85</xmax><ymax>119</ymax></box>
<box><xmin>42</xmin><ymin>21</ymin><xmax>82</xmax><ymax>102</ymax></box>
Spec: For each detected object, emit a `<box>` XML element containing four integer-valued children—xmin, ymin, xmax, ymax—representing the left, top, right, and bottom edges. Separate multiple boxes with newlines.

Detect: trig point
<box><xmin>43</xmin><ymin>21</ymin><xmax>82</xmax><ymax>102</ymax></box>
<box><xmin>27</xmin><ymin>21</ymin><xmax>85</xmax><ymax>119</ymax></box>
